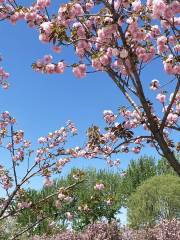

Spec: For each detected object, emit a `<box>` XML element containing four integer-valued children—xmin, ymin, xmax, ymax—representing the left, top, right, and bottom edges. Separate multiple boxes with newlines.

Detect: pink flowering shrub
<box><xmin>121</xmin><ymin>219</ymin><xmax>180</xmax><ymax>240</ymax></box>
<box><xmin>152</xmin><ymin>219</ymin><xmax>180</xmax><ymax>240</ymax></box>
<box><xmin>31</xmin><ymin>219</ymin><xmax>180</xmax><ymax>240</ymax></box>
<box><xmin>31</xmin><ymin>222</ymin><xmax>121</xmax><ymax>240</ymax></box>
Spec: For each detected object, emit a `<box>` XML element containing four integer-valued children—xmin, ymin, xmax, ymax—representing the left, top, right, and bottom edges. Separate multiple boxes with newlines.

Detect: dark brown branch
<box><xmin>160</xmin><ymin>77</ymin><xmax>180</xmax><ymax>132</ymax></box>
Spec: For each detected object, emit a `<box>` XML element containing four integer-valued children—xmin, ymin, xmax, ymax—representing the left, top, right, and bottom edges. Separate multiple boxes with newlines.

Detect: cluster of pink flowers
<box><xmin>35</xmin><ymin>121</ymin><xmax>78</xmax><ymax>185</ymax></box>
<box><xmin>33</xmin><ymin>96</ymin><xmax>176</xmax><ymax>166</ymax></box>
<box><xmin>94</xmin><ymin>183</ymin><xmax>105</xmax><ymax>191</ymax></box>
<box><xmin>66</xmin><ymin>211</ymin><xmax>74</xmax><ymax>221</ymax></box>
<box><xmin>106</xmin><ymin>159</ymin><xmax>120</xmax><ymax>167</ymax></box>
<box><xmin>163</xmin><ymin>55</ymin><xmax>180</xmax><ymax>75</ymax></box>
<box><xmin>156</xmin><ymin>92</ymin><xmax>166</xmax><ymax>104</ymax></box>
<box><xmin>0</xmin><ymin>164</ymin><xmax>12</xmax><ymax>190</ymax></box>
<box><xmin>79</xmin><ymin>101</ymin><xmax>178</xmax><ymax>159</ymax></box>
<box><xmin>31</xmin><ymin>219</ymin><xmax>180</xmax><ymax>240</ymax></box>
<box><xmin>17</xmin><ymin>201</ymin><xmax>32</xmax><ymax>210</ymax></box>
<box><xmin>156</xmin><ymin>90</ymin><xmax>180</xmax><ymax>126</ymax></box>
<box><xmin>0</xmin><ymin>0</ymin><xmax>179</xmax><ymax>81</ymax></box>
<box><xmin>55</xmin><ymin>157</ymin><xmax>71</xmax><ymax>173</ymax></box>
<box><xmin>0</xmin><ymin>109</ymin><xmax>83</xmax><ymax>219</ymax></box>
<box><xmin>72</xmin><ymin>64</ymin><xmax>86</xmax><ymax>78</ymax></box>
<box><xmin>33</xmin><ymin>55</ymin><xmax>66</xmax><ymax>74</ymax></box>
<box><xmin>103</xmin><ymin>110</ymin><xmax>117</xmax><ymax>124</ymax></box>
<box><xmin>55</xmin><ymin>187</ymin><xmax>74</xmax><ymax>209</ymax></box>
<box><xmin>0</xmin><ymin>58</ymin><xmax>10</xmax><ymax>89</ymax></box>
<box><xmin>66</xmin><ymin>120</ymin><xmax>78</xmax><ymax>135</ymax></box>
<box><xmin>0</xmin><ymin>111</ymin><xmax>33</xmax><ymax>192</ymax></box>
<box><xmin>0</xmin><ymin>1</ymin><xmax>47</xmax><ymax>26</ymax></box>
<box><xmin>119</xmin><ymin>108</ymin><xmax>143</xmax><ymax>129</ymax></box>
<box><xmin>37</xmin><ymin>0</ymin><xmax>51</xmax><ymax>10</ymax></box>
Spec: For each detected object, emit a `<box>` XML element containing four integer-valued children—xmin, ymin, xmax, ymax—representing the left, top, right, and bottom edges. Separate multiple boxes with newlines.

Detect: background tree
<box><xmin>15</xmin><ymin>155</ymin><xmax>179</xmax><ymax>237</ymax></box>
<box><xmin>67</xmin><ymin>169</ymin><xmax>123</xmax><ymax>230</ymax></box>
<box><xmin>127</xmin><ymin>174</ymin><xmax>180</xmax><ymax>228</ymax></box>
<box><xmin>121</xmin><ymin>156</ymin><xmax>157</xmax><ymax>205</ymax></box>
<box><xmin>16</xmin><ymin>168</ymin><xmax>123</xmax><ymax>236</ymax></box>
<box><xmin>121</xmin><ymin>155</ymin><xmax>178</xmax><ymax>205</ymax></box>
<box><xmin>157</xmin><ymin>156</ymin><xmax>179</xmax><ymax>175</ymax></box>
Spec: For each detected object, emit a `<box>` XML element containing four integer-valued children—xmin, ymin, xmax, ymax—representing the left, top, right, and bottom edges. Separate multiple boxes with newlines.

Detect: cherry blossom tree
<box><xmin>1</xmin><ymin>0</ymin><xmax>179</xmax><ymax>173</ymax></box>
<box><xmin>0</xmin><ymin>103</ymin><xmax>86</xmax><ymax>238</ymax></box>
<box><xmin>0</xmin><ymin>0</ymin><xmax>179</xmax><ymax>237</ymax></box>
<box><xmin>2</xmin><ymin>0</ymin><xmax>178</xmax><ymax>174</ymax></box>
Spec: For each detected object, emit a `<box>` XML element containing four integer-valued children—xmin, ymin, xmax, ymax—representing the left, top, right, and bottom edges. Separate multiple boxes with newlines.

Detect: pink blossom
<box><xmin>17</xmin><ymin>202</ymin><xmax>31</xmax><ymax>209</ymax></box>
<box><xmin>100</xmin><ymin>54</ymin><xmax>110</xmax><ymax>65</ymax></box>
<box><xmin>52</xmin><ymin>46</ymin><xmax>61</xmax><ymax>53</ymax></box>
<box><xmin>157</xmin><ymin>36</ymin><xmax>167</xmax><ymax>46</ymax></box>
<box><xmin>39</xmin><ymin>33</ymin><xmax>49</xmax><ymax>43</ymax></box>
<box><xmin>71</xmin><ymin>3</ymin><xmax>84</xmax><ymax>16</ymax></box>
<box><xmin>166</xmin><ymin>113</ymin><xmax>178</xmax><ymax>125</ymax></box>
<box><xmin>120</xmin><ymin>172</ymin><xmax>127</xmax><ymax>177</ymax></box>
<box><xmin>114</xmin><ymin>159</ymin><xmax>120</xmax><ymax>166</ymax></box>
<box><xmin>38</xmin><ymin>137</ymin><xmax>47</xmax><ymax>144</ymax></box>
<box><xmin>66</xmin><ymin>212</ymin><xmax>73</xmax><ymax>221</ymax></box>
<box><xmin>43</xmin><ymin>54</ymin><xmax>53</xmax><ymax>64</ymax></box>
<box><xmin>44</xmin><ymin>177</ymin><xmax>53</xmax><ymax>187</ymax></box>
<box><xmin>134</xmin><ymin>138</ymin><xmax>142</xmax><ymax>144</ymax></box>
<box><xmin>106</xmin><ymin>199</ymin><xmax>113</xmax><ymax>206</ymax></box>
<box><xmin>120</xmin><ymin>49</ymin><xmax>128</xmax><ymax>58</ymax></box>
<box><xmin>163</xmin><ymin>62</ymin><xmax>174</xmax><ymax>74</ymax></box>
<box><xmin>45</xmin><ymin>63</ymin><xmax>55</xmax><ymax>73</ymax></box>
<box><xmin>58</xmin><ymin>192</ymin><xmax>65</xmax><ymax>200</ymax></box>
<box><xmin>132</xmin><ymin>146</ymin><xmax>141</xmax><ymax>154</ymax></box>
<box><xmin>156</xmin><ymin>93</ymin><xmax>166</xmax><ymax>103</ymax></box>
<box><xmin>40</xmin><ymin>21</ymin><xmax>53</xmax><ymax>34</ymax></box>
<box><xmin>94</xmin><ymin>183</ymin><xmax>105</xmax><ymax>190</ymax></box>
<box><xmin>73</xmin><ymin>64</ymin><xmax>86</xmax><ymax>78</ymax></box>
<box><xmin>86</xmin><ymin>1</ymin><xmax>94</xmax><ymax>11</ymax></box>
<box><xmin>132</xmin><ymin>0</ymin><xmax>142</xmax><ymax>12</ymax></box>
<box><xmin>37</xmin><ymin>0</ymin><xmax>51</xmax><ymax>9</ymax></box>
<box><xmin>55</xmin><ymin>61</ymin><xmax>66</xmax><ymax>74</ymax></box>
<box><xmin>103</xmin><ymin>110</ymin><xmax>116</xmax><ymax>124</ymax></box>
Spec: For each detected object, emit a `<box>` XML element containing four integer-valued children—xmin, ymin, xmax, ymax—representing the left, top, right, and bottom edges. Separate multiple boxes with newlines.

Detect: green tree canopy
<box><xmin>121</xmin><ymin>156</ymin><xmax>157</xmax><ymax>205</ymax></box>
<box><xmin>127</xmin><ymin>175</ymin><xmax>180</xmax><ymax>229</ymax></box>
<box><xmin>17</xmin><ymin>168</ymin><xmax>123</xmax><ymax>236</ymax></box>
<box><xmin>16</xmin><ymin>156</ymin><xmax>178</xmax><ymax>237</ymax></box>
<box><xmin>121</xmin><ymin>155</ymin><xmax>177</xmax><ymax>206</ymax></box>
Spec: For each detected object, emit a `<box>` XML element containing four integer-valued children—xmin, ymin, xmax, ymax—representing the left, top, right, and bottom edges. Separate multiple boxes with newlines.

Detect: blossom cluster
<box><xmin>0</xmin><ymin>164</ymin><xmax>12</xmax><ymax>190</ymax></box>
<box><xmin>36</xmin><ymin>120</ymin><xmax>78</xmax><ymax>185</ymax></box>
<box><xmin>0</xmin><ymin>1</ymin><xmax>179</xmax><ymax>159</ymax></box>
<box><xmin>0</xmin><ymin>111</ymin><xmax>31</xmax><ymax>190</ymax></box>
<box><xmin>33</xmin><ymin>55</ymin><xmax>66</xmax><ymax>74</ymax></box>
<box><xmin>0</xmin><ymin>0</ymin><xmax>179</xmax><ymax>78</ymax></box>
<box><xmin>0</xmin><ymin>56</ymin><xmax>10</xmax><ymax>89</ymax></box>
<box><xmin>0</xmin><ymin>110</ymin><xmax>79</xmax><ymax>217</ymax></box>
<box><xmin>82</xmin><ymin>99</ymin><xmax>179</xmax><ymax>160</ymax></box>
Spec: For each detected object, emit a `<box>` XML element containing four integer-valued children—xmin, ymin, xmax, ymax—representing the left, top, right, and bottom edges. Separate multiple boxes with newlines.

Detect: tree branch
<box><xmin>160</xmin><ymin>77</ymin><xmax>180</xmax><ymax>132</ymax></box>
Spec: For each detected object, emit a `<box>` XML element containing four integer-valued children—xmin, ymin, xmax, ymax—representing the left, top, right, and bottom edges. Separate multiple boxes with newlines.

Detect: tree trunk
<box><xmin>154</xmin><ymin>133</ymin><xmax>180</xmax><ymax>176</ymax></box>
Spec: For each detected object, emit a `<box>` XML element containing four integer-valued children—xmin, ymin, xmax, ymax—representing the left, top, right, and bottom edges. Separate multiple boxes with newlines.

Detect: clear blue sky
<box><xmin>0</xmin><ymin>0</ymin><xmax>175</xmax><ymax>188</ymax></box>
